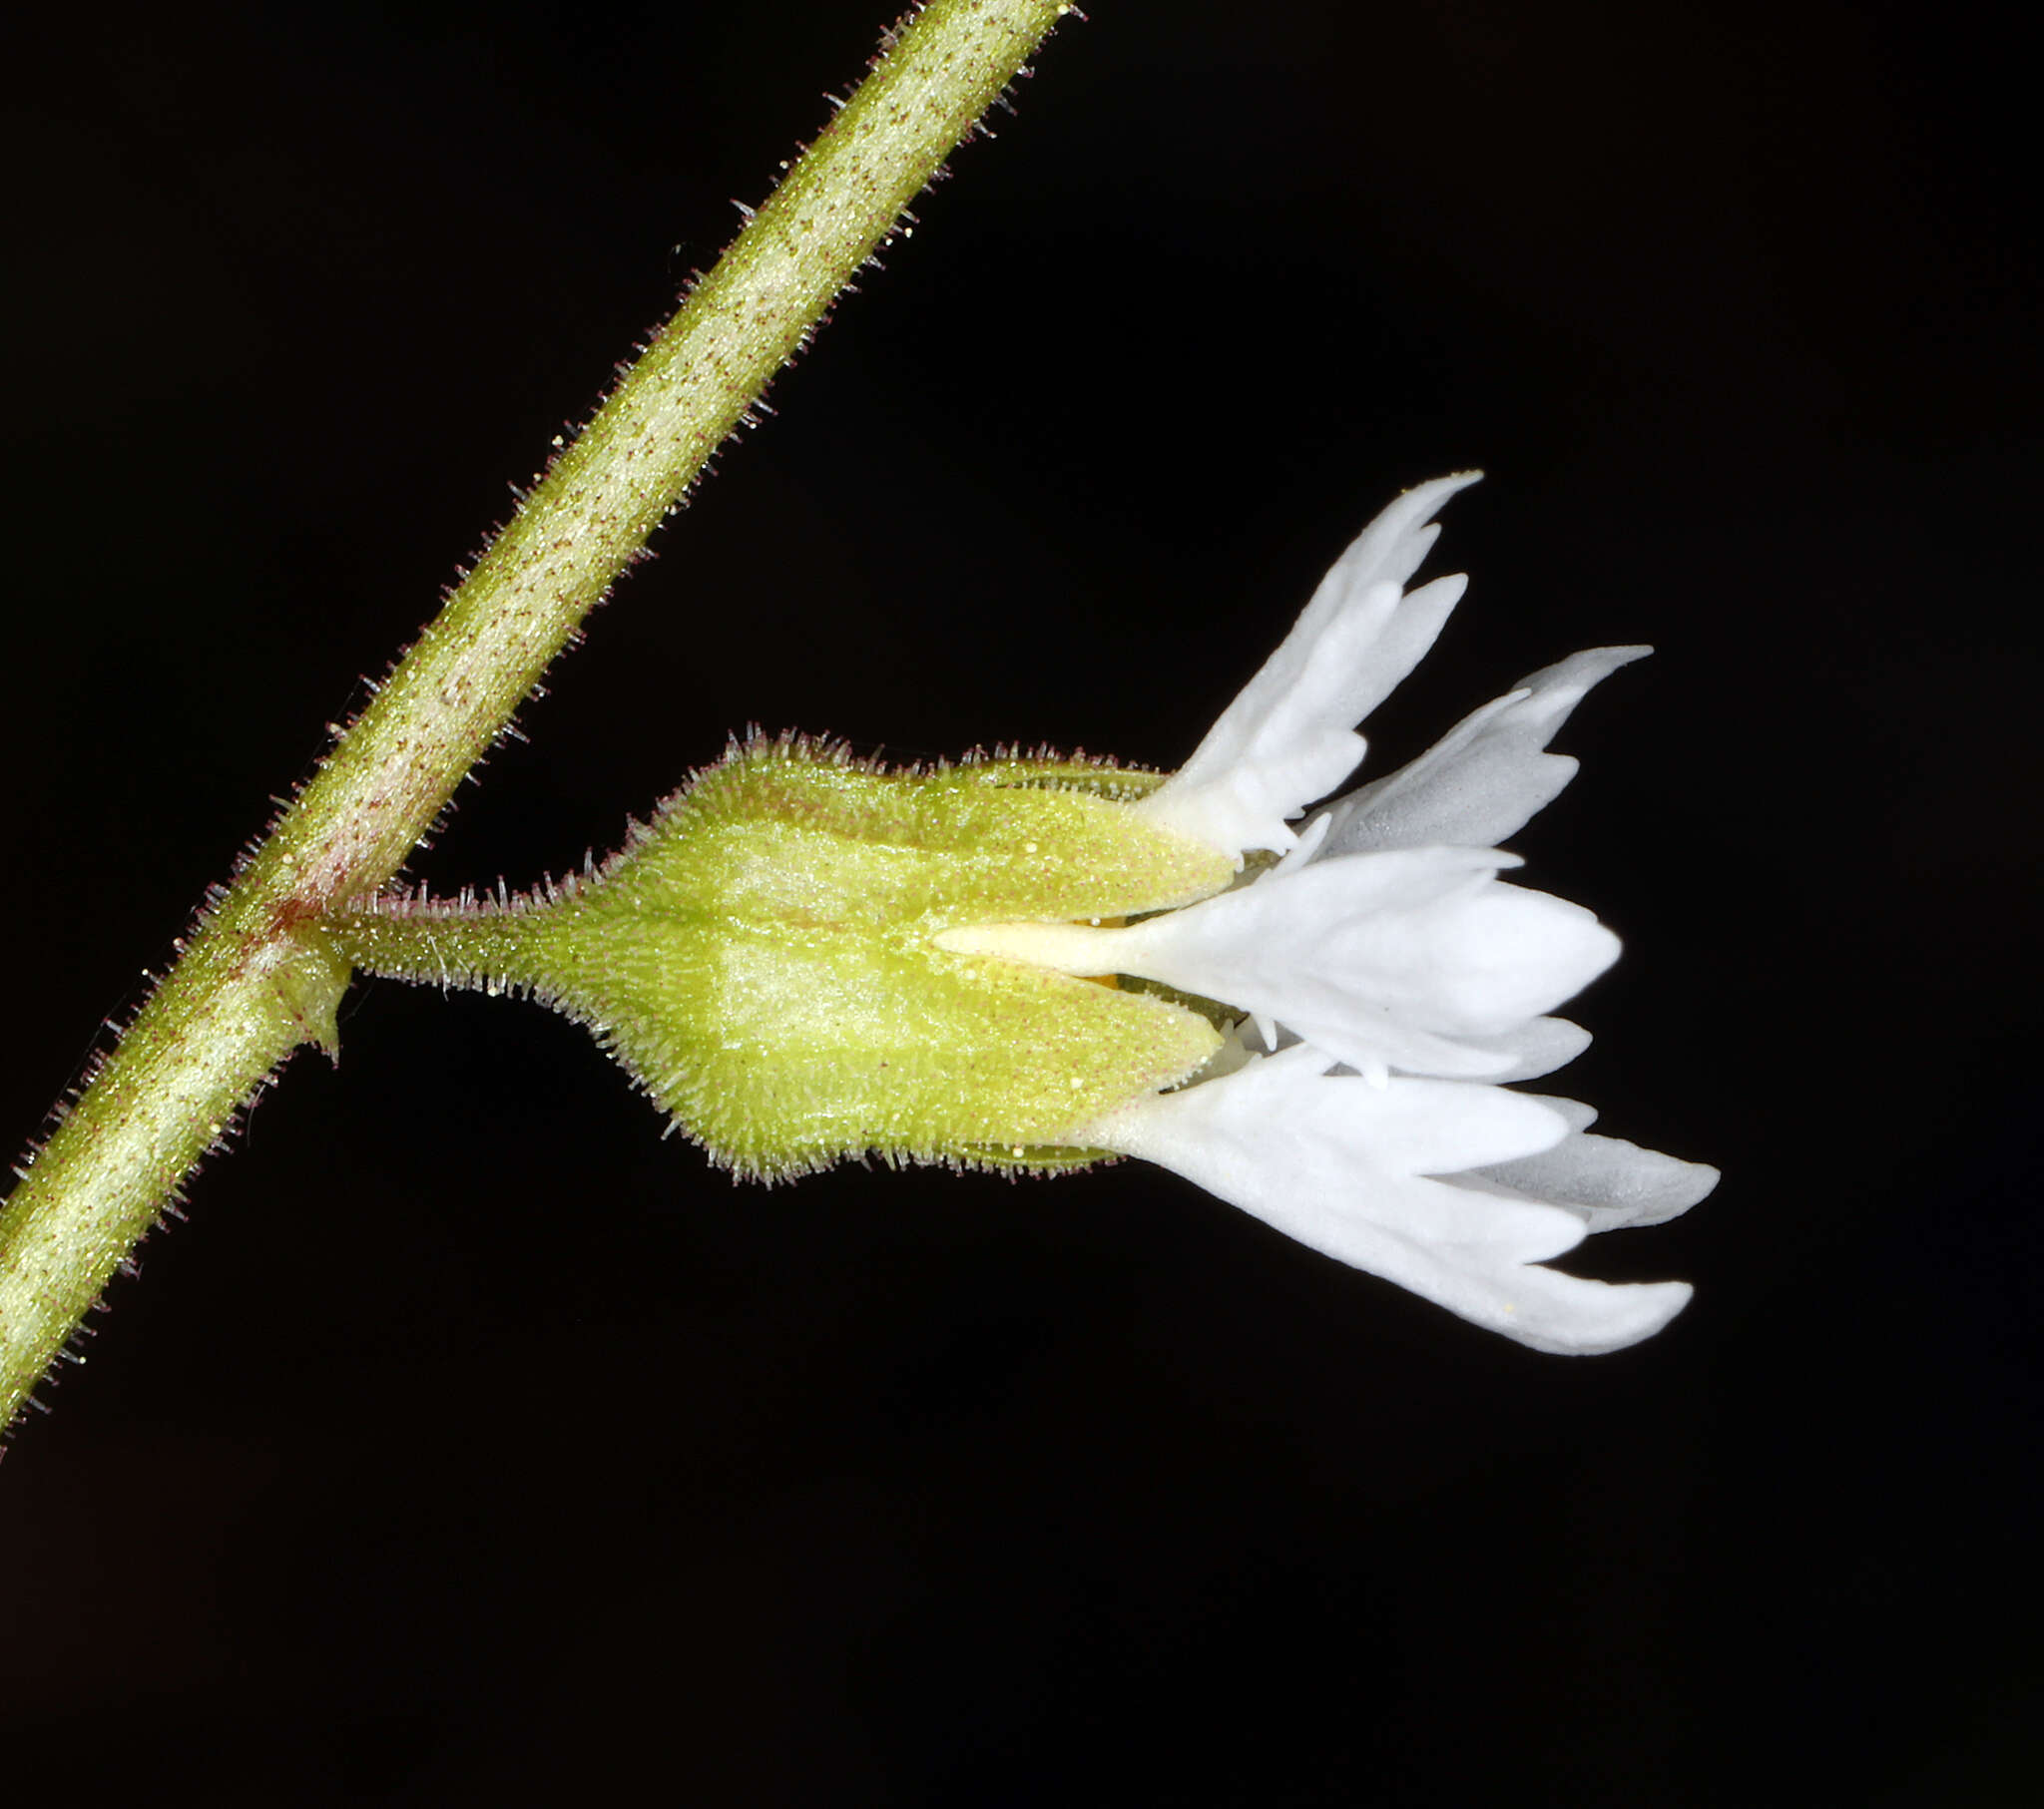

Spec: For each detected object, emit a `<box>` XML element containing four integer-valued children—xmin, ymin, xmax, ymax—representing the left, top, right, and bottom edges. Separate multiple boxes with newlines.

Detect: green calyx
<box><xmin>326</xmin><ymin>738</ymin><xmax>1238</xmax><ymax>1178</ymax></box>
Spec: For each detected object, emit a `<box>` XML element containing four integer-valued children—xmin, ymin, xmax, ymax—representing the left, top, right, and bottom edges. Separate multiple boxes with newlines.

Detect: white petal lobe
<box><xmin>1314</xmin><ymin>647</ymin><xmax>1651</xmax><ymax>858</ymax></box>
<box><xmin>1478</xmin><ymin>1017</ymin><xmax>1595</xmax><ymax>1082</ymax></box>
<box><xmin>1472</xmin><ymin>1103</ymin><xmax>1721</xmax><ymax>1232</ymax></box>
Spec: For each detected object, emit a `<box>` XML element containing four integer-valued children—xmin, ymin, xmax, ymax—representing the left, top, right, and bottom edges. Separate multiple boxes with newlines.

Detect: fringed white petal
<box><xmin>1134</xmin><ymin>474</ymin><xmax>1482</xmax><ymax>861</ymax></box>
<box><xmin>1084</xmin><ymin>1045</ymin><xmax>1578</xmax><ymax>1246</ymax></box>
<box><xmin>1074</xmin><ymin>1047</ymin><xmax>1690</xmax><ymax>1354</ymax></box>
<box><xmin>948</xmin><ymin>845</ymin><xmax>1619</xmax><ymax>1084</ymax></box>
<box><xmin>1313</xmin><ymin>646</ymin><xmax>1651</xmax><ymax>858</ymax></box>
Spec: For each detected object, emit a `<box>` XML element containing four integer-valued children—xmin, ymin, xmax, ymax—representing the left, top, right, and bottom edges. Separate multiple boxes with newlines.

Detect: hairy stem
<box><xmin>0</xmin><ymin>0</ymin><xmax>1077</xmax><ymax>1435</ymax></box>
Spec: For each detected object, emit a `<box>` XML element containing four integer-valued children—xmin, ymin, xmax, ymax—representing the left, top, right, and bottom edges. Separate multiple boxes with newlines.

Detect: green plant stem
<box><xmin>0</xmin><ymin>0</ymin><xmax>1077</xmax><ymax>1435</ymax></box>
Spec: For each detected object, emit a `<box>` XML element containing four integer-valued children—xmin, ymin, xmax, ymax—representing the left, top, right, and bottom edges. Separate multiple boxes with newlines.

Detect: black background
<box><xmin>2</xmin><ymin>3</ymin><xmax>2037</xmax><ymax>1803</ymax></box>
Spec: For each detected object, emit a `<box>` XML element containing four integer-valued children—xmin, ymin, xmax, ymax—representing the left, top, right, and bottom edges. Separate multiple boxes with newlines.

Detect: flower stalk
<box><xmin>0</xmin><ymin>0</ymin><xmax>1079</xmax><ymax>1434</ymax></box>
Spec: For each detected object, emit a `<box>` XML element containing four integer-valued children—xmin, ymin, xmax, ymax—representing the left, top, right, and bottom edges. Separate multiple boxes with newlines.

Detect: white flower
<box><xmin>948</xmin><ymin>474</ymin><xmax>1714</xmax><ymax>1353</ymax></box>
<box><xmin>344</xmin><ymin>473</ymin><xmax>1713</xmax><ymax>1356</ymax></box>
